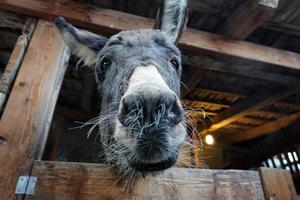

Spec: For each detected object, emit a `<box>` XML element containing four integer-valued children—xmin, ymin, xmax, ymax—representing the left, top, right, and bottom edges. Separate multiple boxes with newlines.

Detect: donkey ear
<box><xmin>154</xmin><ymin>0</ymin><xmax>188</xmax><ymax>43</ymax></box>
<box><xmin>54</xmin><ymin>17</ymin><xmax>108</xmax><ymax>66</ymax></box>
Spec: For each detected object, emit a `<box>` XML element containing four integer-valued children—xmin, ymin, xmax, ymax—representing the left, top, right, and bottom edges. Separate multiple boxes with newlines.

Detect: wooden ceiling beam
<box><xmin>0</xmin><ymin>0</ymin><xmax>300</xmax><ymax>71</ymax></box>
<box><xmin>219</xmin><ymin>0</ymin><xmax>278</xmax><ymax>39</ymax></box>
<box><xmin>223</xmin><ymin>111</ymin><xmax>300</xmax><ymax>144</ymax></box>
<box><xmin>201</xmin><ymin>87</ymin><xmax>297</xmax><ymax>135</ymax></box>
<box><xmin>183</xmin><ymin>54</ymin><xmax>300</xmax><ymax>87</ymax></box>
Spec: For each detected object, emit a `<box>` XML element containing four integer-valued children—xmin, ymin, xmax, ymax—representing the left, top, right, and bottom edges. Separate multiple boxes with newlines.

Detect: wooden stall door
<box><xmin>0</xmin><ymin>20</ymin><xmax>69</xmax><ymax>200</ymax></box>
<box><xmin>24</xmin><ymin>161</ymin><xmax>265</xmax><ymax>200</ymax></box>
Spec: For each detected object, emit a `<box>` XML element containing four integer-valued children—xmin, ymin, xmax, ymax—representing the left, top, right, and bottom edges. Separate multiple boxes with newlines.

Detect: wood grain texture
<box><xmin>183</xmin><ymin>54</ymin><xmax>300</xmax><ymax>87</ymax></box>
<box><xmin>0</xmin><ymin>20</ymin><xmax>69</xmax><ymax>200</ymax></box>
<box><xmin>0</xmin><ymin>17</ymin><xmax>36</xmax><ymax>111</ymax></box>
<box><xmin>219</xmin><ymin>0</ymin><xmax>278</xmax><ymax>39</ymax></box>
<box><xmin>0</xmin><ymin>0</ymin><xmax>300</xmax><ymax>71</ymax></box>
<box><xmin>26</xmin><ymin>161</ymin><xmax>265</xmax><ymax>200</ymax></box>
<box><xmin>260</xmin><ymin>167</ymin><xmax>297</xmax><ymax>200</ymax></box>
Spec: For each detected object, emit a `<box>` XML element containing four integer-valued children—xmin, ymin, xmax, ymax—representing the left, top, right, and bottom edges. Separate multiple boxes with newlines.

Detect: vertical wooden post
<box><xmin>0</xmin><ymin>18</ymin><xmax>36</xmax><ymax>112</ymax></box>
<box><xmin>259</xmin><ymin>167</ymin><xmax>297</xmax><ymax>200</ymax></box>
<box><xmin>0</xmin><ymin>20</ymin><xmax>69</xmax><ymax>199</ymax></box>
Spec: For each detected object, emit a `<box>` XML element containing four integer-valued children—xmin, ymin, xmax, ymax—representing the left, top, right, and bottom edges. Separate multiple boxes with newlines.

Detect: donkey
<box><xmin>55</xmin><ymin>0</ymin><xmax>189</xmax><ymax>180</ymax></box>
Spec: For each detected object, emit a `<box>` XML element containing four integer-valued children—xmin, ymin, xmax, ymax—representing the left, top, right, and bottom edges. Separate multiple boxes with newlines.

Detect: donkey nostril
<box><xmin>118</xmin><ymin>94</ymin><xmax>144</xmax><ymax>127</ymax></box>
<box><xmin>169</xmin><ymin>101</ymin><xmax>183</xmax><ymax>125</ymax></box>
<box><xmin>157</xmin><ymin>94</ymin><xmax>183</xmax><ymax>126</ymax></box>
<box><xmin>166</xmin><ymin>96</ymin><xmax>183</xmax><ymax>125</ymax></box>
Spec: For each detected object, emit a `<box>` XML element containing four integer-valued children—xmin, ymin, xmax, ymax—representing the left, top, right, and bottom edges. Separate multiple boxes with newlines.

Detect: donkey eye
<box><xmin>100</xmin><ymin>57</ymin><xmax>112</xmax><ymax>71</ymax></box>
<box><xmin>170</xmin><ymin>58</ymin><xmax>180</xmax><ymax>71</ymax></box>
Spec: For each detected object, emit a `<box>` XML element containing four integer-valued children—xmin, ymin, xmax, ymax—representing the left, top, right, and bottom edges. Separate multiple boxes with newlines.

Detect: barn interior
<box><xmin>0</xmin><ymin>0</ymin><xmax>300</xmax><ymax>199</ymax></box>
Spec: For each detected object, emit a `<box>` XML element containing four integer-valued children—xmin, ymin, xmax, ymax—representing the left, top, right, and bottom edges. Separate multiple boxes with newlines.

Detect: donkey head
<box><xmin>55</xmin><ymin>0</ymin><xmax>188</xmax><ymax>177</ymax></box>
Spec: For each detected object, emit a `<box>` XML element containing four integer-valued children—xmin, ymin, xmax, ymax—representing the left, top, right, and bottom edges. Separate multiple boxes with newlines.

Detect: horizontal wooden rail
<box><xmin>26</xmin><ymin>161</ymin><xmax>265</xmax><ymax>200</ymax></box>
<box><xmin>0</xmin><ymin>0</ymin><xmax>300</xmax><ymax>71</ymax></box>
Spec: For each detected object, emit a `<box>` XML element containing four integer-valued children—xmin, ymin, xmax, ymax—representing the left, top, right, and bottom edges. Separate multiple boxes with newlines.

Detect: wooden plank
<box><xmin>0</xmin><ymin>20</ymin><xmax>69</xmax><ymax>200</ymax></box>
<box><xmin>0</xmin><ymin>0</ymin><xmax>300</xmax><ymax>71</ymax></box>
<box><xmin>25</xmin><ymin>161</ymin><xmax>265</xmax><ymax>200</ymax></box>
<box><xmin>259</xmin><ymin>168</ymin><xmax>297</xmax><ymax>200</ymax></box>
<box><xmin>219</xmin><ymin>0</ymin><xmax>278</xmax><ymax>39</ymax></box>
<box><xmin>201</xmin><ymin>88</ymin><xmax>296</xmax><ymax>135</ymax></box>
<box><xmin>183</xmin><ymin>54</ymin><xmax>300</xmax><ymax>87</ymax></box>
<box><xmin>0</xmin><ymin>17</ymin><xmax>36</xmax><ymax>112</ymax></box>
<box><xmin>223</xmin><ymin>111</ymin><xmax>300</xmax><ymax>143</ymax></box>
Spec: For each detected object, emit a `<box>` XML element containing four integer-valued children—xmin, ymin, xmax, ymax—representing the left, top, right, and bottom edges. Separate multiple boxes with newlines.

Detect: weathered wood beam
<box><xmin>26</xmin><ymin>161</ymin><xmax>265</xmax><ymax>200</ymax></box>
<box><xmin>201</xmin><ymin>88</ymin><xmax>297</xmax><ymax>135</ymax></box>
<box><xmin>183</xmin><ymin>54</ymin><xmax>300</xmax><ymax>87</ymax></box>
<box><xmin>0</xmin><ymin>17</ymin><xmax>36</xmax><ymax>112</ymax></box>
<box><xmin>219</xmin><ymin>0</ymin><xmax>278</xmax><ymax>39</ymax></box>
<box><xmin>227</xmin><ymin>120</ymin><xmax>300</xmax><ymax>169</ymax></box>
<box><xmin>259</xmin><ymin>168</ymin><xmax>297</xmax><ymax>200</ymax></box>
<box><xmin>0</xmin><ymin>20</ymin><xmax>69</xmax><ymax>200</ymax></box>
<box><xmin>223</xmin><ymin>111</ymin><xmax>300</xmax><ymax>143</ymax></box>
<box><xmin>1</xmin><ymin>0</ymin><xmax>300</xmax><ymax>71</ymax></box>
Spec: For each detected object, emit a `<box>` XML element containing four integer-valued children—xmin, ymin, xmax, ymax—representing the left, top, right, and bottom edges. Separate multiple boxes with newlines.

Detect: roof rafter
<box><xmin>201</xmin><ymin>87</ymin><xmax>297</xmax><ymax>135</ymax></box>
<box><xmin>0</xmin><ymin>0</ymin><xmax>300</xmax><ymax>71</ymax></box>
<box><xmin>219</xmin><ymin>0</ymin><xmax>278</xmax><ymax>39</ymax></box>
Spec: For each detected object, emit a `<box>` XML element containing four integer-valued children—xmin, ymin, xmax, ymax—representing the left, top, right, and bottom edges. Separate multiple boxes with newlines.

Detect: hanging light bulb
<box><xmin>205</xmin><ymin>134</ymin><xmax>214</xmax><ymax>145</ymax></box>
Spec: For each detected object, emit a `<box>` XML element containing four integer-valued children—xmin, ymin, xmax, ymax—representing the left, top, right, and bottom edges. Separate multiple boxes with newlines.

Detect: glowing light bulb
<box><xmin>205</xmin><ymin>134</ymin><xmax>214</xmax><ymax>145</ymax></box>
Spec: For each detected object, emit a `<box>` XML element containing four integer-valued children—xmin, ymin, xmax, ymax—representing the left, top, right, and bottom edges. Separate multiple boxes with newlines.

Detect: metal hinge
<box><xmin>15</xmin><ymin>176</ymin><xmax>37</xmax><ymax>195</ymax></box>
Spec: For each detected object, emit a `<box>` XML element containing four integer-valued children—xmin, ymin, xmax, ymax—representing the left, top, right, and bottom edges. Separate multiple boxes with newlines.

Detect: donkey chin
<box><xmin>113</xmin><ymin>65</ymin><xmax>187</xmax><ymax>174</ymax></box>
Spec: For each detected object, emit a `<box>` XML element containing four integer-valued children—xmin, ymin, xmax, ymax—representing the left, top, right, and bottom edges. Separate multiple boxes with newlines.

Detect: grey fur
<box><xmin>154</xmin><ymin>0</ymin><xmax>188</xmax><ymax>43</ymax></box>
<box><xmin>55</xmin><ymin>0</ymin><xmax>189</xmax><ymax>184</ymax></box>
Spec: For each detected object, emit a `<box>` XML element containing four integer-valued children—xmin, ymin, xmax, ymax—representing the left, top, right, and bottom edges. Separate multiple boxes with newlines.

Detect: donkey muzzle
<box><xmin>118</xmin><ymin>91</ymin><xmax>183</xmax><ymax>128</ymax></box>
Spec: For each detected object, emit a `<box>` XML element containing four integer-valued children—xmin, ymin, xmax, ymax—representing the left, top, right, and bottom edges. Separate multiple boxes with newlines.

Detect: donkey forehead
<box><xmin>104</xmin><ymin>29</ymin><xmax>180</xmax><ymax>54</ymax></box>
